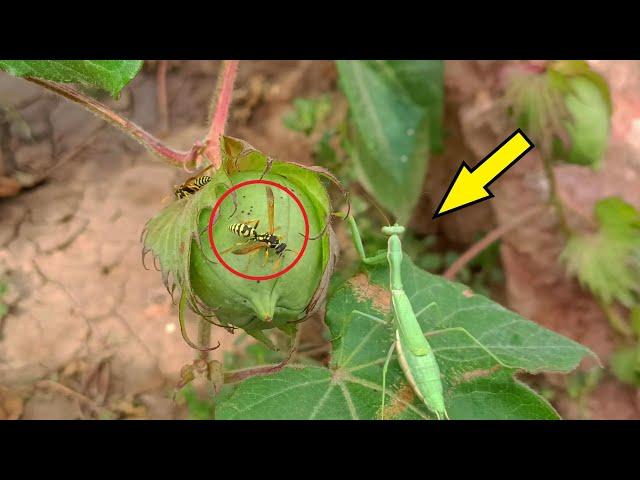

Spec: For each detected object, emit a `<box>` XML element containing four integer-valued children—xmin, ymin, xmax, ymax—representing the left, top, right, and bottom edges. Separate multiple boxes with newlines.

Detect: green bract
<box><xmin>142</xmin><ymin>137</ymin><xmax>340</xmax><ymax>348</ymax></box>
<box><xmin>563</xmin><ymin>76</ymin><xmax>611</xmax><ymax>169</ymax></box>
<box><xmin>561</xmin><ymin>197</ymin><xmax>640</xmax><ymax>308</ymax></box>
<box><xmin>505</xmin><ymin>61</ymin><xmax>611</xmax><ymax>170</ymax></box>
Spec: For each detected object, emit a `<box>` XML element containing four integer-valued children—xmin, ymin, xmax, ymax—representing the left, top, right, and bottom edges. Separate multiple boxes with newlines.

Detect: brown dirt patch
<box><xmin>383</xmin><ymin>383</ymin><xmax>416</xmax><ymax>419</ymax></box>
<box><xmin>348</xmin><ymin>273</ymin><xmax>391</xmax><ymax>314</ymax></box>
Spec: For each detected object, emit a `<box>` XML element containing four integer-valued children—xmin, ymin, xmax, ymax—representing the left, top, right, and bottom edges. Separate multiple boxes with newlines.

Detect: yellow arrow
<box><xmin>433</xmin><ymin>129</ymin><xmax>534</xmax><ymax>218</ymax></box>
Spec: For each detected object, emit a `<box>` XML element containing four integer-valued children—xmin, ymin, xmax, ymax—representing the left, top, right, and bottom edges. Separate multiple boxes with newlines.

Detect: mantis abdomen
<box><xmin>391</xmin><ymin>289</ymin><xmax>430</xmax><ymax>356</ymax></box>
<box><xmin>395</xmin><ymin>329</ymin><xmax>446</xmax><ymax>419</ymax></box>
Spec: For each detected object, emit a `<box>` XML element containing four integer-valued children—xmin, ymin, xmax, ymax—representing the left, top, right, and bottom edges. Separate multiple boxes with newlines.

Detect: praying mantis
<box><xmin>345</xmin><ymin>215</ymin><xmax>448</xmax><ymax>419</ymax></box>
<box><xmin>345</xmin><ymin>215</ymin><xmax>510</xmax><ymax>420</ymax></box>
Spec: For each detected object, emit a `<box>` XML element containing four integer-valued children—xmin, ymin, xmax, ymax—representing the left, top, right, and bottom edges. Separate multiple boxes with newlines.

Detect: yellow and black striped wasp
<box><xmin>222</xmin><ymin>185</ymin><xmax>294</xmax><ymax>271</ymax></box>
<box><xmin>161</xmin><ymin>166</ymin><xmax>213</xmax><ymax>204</ymax></box>
<box><xmin>173</xmin><ymin>166</ymin><xmax>213</xmax><ymax>199</ymax></box>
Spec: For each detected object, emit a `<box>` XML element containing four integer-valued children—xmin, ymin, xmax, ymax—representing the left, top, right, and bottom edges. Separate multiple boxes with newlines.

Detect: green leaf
<box><xmin>336</xmin><ymin>60</ymin><xmax>443</xmax><ymax>224</ymax></box>
<box><xmin>283</xmin><ymin>96</ymin><xmax>332</xmax><ymax>136</ymax></box>
<box><xmin>561</xmin><ymin>197</ymin><xmax>640</xmax><ymax>307</ymax></box>
<box><xmin>217</xmin><ymin>257</ymin><xmax>593</xmax><ymax>419</ymax></box>
<box><xmin>373</xmin><ymin>61</ymin><xmax>445</xmax><ymax>152</ymax></box>
<box><xmin>631</xmin><ymin>307</ymin><xmax>640</xmax><ymax>337</ymax></box>
<box><xmin>549</xmin><ymin>60</ymin><xmax>612</xmax><ymax>114</ymax></box>
<box><xmin>610</xmin><ymin>346</ymin><xmax>640</xmax><ymax>386</ymax></box>
<box><xmin>0</xmin><ymin>60</ymin><xmax>143</xmax><ymax>97</ymax></box>
<box><xmin>179</xmin><ymin>385</ymin><xmax>215</xmax><ymax>420</ymax></box>
<box><xmin>565</xmin><ymin>367</ymin><xmax>603</xmax><ymax>399</ymax></box>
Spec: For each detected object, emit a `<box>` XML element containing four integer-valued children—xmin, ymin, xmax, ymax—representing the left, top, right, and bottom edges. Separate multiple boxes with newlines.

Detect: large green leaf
<box><xmin>0</xmin><ymin>60</ymin><xmax>143</xmax><ymax>97</ymax></box>
<box><xmin>374</xmin><ymin>60</ymin><xmax>444</xmax><ymax>152</ymax></box>
<box><xmin>336</xmin><ymin>60</ymin><xmax>443</xmax><ymax>224</ymax></box>
<box><xmin>217</xmin><ymin>257</ymin><xmax>594</xmax><ymax>419</ymax></box>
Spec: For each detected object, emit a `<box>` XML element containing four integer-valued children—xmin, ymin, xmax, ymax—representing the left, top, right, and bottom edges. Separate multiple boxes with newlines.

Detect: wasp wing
<box><xmin>182</xmin><ymin>164</ymin><xmax>213</xmax><ymax>185</ymax></box>
<box><xmin>266</xmin><ymin>185</ymin><xmax>275</xmax><ymax>234</ymax></box>
<box><xmin>232</xmin><ymin>242</ymin><xmax>266</xmax><ymax>255</ymax></box>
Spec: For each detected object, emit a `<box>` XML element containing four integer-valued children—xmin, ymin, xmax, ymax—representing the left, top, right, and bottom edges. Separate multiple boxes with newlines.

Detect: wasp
<box><xmin>223</xmin><ymin>186</ymin><xmax>293</xmax><ymax>269</ymax></box>
<box><xmin>170</xmin><ymin>166</ymin><xmax>213</xmax><ymax>200</ymax></box>
<box><xmin>175</xmin><ymin>175</ymin><xmax>211</xmax><ymax>199</ymax></box>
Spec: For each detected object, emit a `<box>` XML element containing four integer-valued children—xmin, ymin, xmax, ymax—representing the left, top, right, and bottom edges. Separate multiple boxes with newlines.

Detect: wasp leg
<box><xmin>243</xmin><ymin>219</ymin><xmax>260</xmax><ymax>229</ymax></box>
<box><xmin>274</xmin><ymin>249</ymin><xmax>298</xmax><ymax>273</ymax></box>
<box><xmin>273</xmin><ymin>255</ymin><xmax>282</xmax><ymax>272</ymax></box>
<box><xmin>262</xmin><ymin>247</ymin><xmax>270</xmax><ymax>267</ymax></box>
<box><xmin>242</xmin><ymin>244</ymin><xmax>265</xmax><ymax>273</ymax></box>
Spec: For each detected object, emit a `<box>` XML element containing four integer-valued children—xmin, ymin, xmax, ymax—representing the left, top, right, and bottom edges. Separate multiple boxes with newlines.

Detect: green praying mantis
<box><xmin>345</xmin><ymin>215</ymin><xmax>448</xmax><ymax>419</ymax></box>
<box><xmin>345</xmin><ymin>215</ymin><xmax>512</xmax><ymax>420</ymax></box>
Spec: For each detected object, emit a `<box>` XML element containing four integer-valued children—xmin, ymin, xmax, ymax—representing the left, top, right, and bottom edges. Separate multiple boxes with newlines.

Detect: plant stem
<box><xmin>197</xmin><ymin>319</ymin><xmax>212</xmax><ymax>361</ymax></box>
<box><xmin>443</xmin><ymin>206</ymin><xmax>545</xmax><ymax>280</ymax></box>
<box><xmin>540</xmin><ymin>154</ymin><xmax>571</xmax><ymax>237</ymax></box>
<box><xmin>224</xmin><ymin>355</ymin><xmax>294</xmax><ymax>384</ymax></box>
<box><xmin>224</xmin><ymin>334</ymin><xmax>297</xmax><ymax>384</ymax></box>
<box><xmin>196</xmin><ymin>318</ymin><xmax>217</xmax><ymax>418</ymax></box>
<box><xmin>25</xmin><ymin>77</ymin><xmax>203</xmax><ymax>168</ymax></box>
<box><xmin>203</xmin><ymin>60</ymin><xmax>239</xmax><ymax>169</ymax></box>
<box><xmin>156</xmin><ymin>60</ymin><xmax>170</xmax><ymax>137</ymax></box>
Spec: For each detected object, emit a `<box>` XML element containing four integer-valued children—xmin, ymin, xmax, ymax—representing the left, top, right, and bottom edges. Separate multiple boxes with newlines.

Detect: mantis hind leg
<box><xmin>414</xmin><ymin>301</ymin><xmax>448</xmax><ymax>330</ymax></box>
<box><xmin>380</xmin><ymin>342</ymin><xmax>396</xmax><ymax>420</ymax></box>
<box><xmin>425</xmin><ymin>326</ymin><xmax>511</xmax><ymax>369</ymax></box>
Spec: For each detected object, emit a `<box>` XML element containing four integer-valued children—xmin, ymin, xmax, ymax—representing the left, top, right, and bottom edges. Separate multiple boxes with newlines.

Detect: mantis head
<box><xmin>382</xmin><ymin>224</ymin><xmax>405</xmax><ymax>236</ymax></box>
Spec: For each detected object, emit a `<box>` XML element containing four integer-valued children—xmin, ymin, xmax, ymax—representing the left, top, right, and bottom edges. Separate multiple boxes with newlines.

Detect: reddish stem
<box><xmin>25</xmin><ymin>77</ymin><xmax>203</xmax><ymax>168</ymax></box>
<box><xmin>156</xmin><ymin>60</ymin><xmax>170</xmax><ymax>137</ymax></box>
<box><xmin>203</xmin><ymin>60</ymin><xmax>239</xmax><ymax>169</ymax></box>
<box><xmin>224</xmin><ymin>352</ymin><xmax>294</xmax><ymax>384</ymax></box>
<box><xmin>443</xmin><ymin>206</ymin><xmax>544</xmax><ymax>281</ymax></box>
